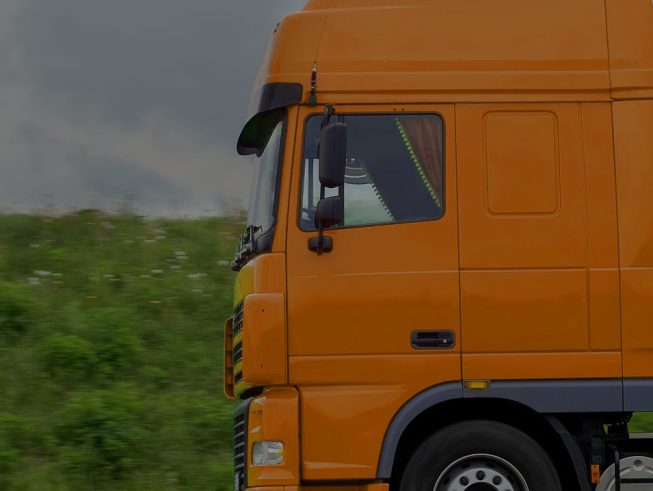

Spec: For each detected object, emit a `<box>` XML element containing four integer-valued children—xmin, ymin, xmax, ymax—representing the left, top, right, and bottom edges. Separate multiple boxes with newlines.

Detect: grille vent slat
<box><xmin>233</xmin><ymin>403</ymin><xmax>249</xmax><ymax>491</ymax></box>
<box><xmin>232</xmin><ymin>302</ymin><xmax>245</xmax><ymax>387</ymax></box>
<box><xmin>233</xmin><ymin>342</ymin><xmax>243</xmax><ymax>365</ymax></box>
<box><xmin>233</xmin><ymin>302</ymin><xmax>244</xmax><ymax>335</ymax></box>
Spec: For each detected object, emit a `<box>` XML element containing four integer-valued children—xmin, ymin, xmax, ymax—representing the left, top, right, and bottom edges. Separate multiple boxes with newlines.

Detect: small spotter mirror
<box><xmin>315</xmin><ymin>196</ymin><xmax>343</xmax><ymax>229</ymax></box>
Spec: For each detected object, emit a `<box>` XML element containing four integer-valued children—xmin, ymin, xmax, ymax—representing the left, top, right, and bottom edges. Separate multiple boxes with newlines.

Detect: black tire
<box><xmin>399</xmin><ymin>420</ymin><xmax>562</xmax><ymax>491</ymax></box>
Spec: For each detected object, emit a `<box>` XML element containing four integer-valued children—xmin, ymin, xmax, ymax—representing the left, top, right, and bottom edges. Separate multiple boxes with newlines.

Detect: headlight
<box><xmin>252</xmin><ymin>441</ymin><xmax>284</xmax><ymax>466</ymax></box>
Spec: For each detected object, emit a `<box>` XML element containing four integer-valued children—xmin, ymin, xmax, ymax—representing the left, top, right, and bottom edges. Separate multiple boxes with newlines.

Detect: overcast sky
<box><xmin>0</xmin><ymin>0</ymin><xmax>306</xmax><ymax>216</ymax></box>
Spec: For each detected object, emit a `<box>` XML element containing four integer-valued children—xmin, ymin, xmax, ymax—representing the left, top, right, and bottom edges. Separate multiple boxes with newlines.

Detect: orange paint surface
<box><xmin>228</xmin><ymin>1</ymin><xmax>653</xmax><ymax>487</ymax></box>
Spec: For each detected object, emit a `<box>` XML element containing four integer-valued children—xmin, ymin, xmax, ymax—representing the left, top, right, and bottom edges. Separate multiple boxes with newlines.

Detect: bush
<box><xmin>0</xmin><ymin>412</ymin><xmax>49</xmax><ymax>486</ymax></box>
<box><xmin>42</xmin><ymin>334</ymin><xmax>96</xmax><ymax>382</ymax></box>
<box><xmin>85</xmin><ymin>308</ymin><xmax>143</xmax><ymax>380</ymax></box>
<box><xmin>55</xmin><ymin>388</ymin><xmax>150</xmax><ymax>481</ymax></box>
<box><xmin>0</xmin><ymin>213</ymin><xmax>242</xmax><ymax>489</ymax></box>
<box><xmin>0</xmin><ymin>282</ymin><xmax>35</xmax><ymax>338</ymax></box>
<box><xmin>0</xmin><ymin>413</ymin><xmax>26</xmax><ymax>478</ymax></box>
<box><xmin>185</xmin><ymin>396</ymin><xmax>233</xmax><ymax>454</ymax></box>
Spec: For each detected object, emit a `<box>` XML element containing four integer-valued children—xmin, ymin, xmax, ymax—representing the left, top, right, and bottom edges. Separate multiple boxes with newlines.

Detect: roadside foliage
<box><xmin>0</xmin><ymin>211</ymin><xmax>650</xmax><ymax>490</ymax></box>
<box><xmin>0</xmin><ymin>211</ymin><xmax>240</xmax><ymax>490</ymax></box>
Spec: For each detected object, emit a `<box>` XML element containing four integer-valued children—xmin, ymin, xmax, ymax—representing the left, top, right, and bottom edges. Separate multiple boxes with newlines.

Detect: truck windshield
<box><xmin>231</xmin><ymin>117</ymin><xmax>285</xmax><ymax>271</ymax></box>
<box><xmin>247</xmin><ymin>120</ymin><xmax>284</xmax><ymax>237</ymax></box>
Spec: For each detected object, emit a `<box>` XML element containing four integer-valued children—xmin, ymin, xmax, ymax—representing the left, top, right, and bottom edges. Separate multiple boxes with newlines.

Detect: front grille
<box><xmin>233</xmin><ymin>400</ymin><xmax>250</xmax><ymax>491</ymax></box>
<box><xmin>233</xmin><ymin>302</ymin><xmax>244</xmax><ymax>378</ymax></box>
<box><xmin>233</xmin><ymin>342</ymin><xmax>243</xmax><ymax>365</ymax></box>
<box><xmin>234</xmin><ymin>302</ymin><xmax>244</xmax><ymax>335</ymax></box>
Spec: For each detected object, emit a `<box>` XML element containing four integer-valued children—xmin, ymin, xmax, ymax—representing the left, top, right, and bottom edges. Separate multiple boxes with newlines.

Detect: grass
<box><xmin>0</xmin><ymin>210</ymin><xmax>651</xmax><ymax>490</ymax></box>
<box><xmin>0</xmin><ymin>211</ymin><xmax>240</xmax><ymax>490</ymax></box>
<box><xmin>630</xmin><ymin>413</ymin><xmax>653</xmax><ymax>434</ymax></box>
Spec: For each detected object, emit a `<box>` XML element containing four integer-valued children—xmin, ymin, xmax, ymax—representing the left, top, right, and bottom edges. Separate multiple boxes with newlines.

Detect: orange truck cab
<box><xmin>224</xmin><ymin>1</ymin><xmax>653</xmax><ymax>490</ymax></box>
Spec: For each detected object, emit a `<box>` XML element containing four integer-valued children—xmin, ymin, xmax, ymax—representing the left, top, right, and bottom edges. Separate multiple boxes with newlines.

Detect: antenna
<box><xmin>308</xmin><ymin>64</ymin><xmax>318</xmax><ymax>106</ymax></box>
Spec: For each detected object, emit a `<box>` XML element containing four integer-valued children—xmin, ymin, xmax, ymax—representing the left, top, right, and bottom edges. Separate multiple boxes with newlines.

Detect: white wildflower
<box><xmin>28</xmin><ymin>277</ymin><xmax>41</xmax><ymax>285</ymax></box>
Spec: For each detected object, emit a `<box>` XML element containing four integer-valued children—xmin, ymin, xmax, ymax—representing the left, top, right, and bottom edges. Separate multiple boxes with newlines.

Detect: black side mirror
<box><xmin>319</xmin><ymin>122</ymin><xmax>347</xmax><ymax>188</ymax></box>
<box><xmin>315</xmin><ymin>196</ymin><xmax>343</xmax><ymax>228</ymax></box>
<box><xmin>308</xmin><ymin>196</ymin><xmax>343</xmax><ymax>255</ymax></box>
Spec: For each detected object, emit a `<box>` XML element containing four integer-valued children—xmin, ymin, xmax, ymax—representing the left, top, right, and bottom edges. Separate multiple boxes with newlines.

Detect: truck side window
<box><xmin>299</xmin><ymin>114</ymin><xmax>445</xmax><ymax>230</ymax></box>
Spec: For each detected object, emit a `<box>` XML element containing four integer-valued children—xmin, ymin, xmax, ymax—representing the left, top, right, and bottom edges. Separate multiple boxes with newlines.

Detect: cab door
<box><xmin>285</xmin><ymin>104</ymin><xmax>460</xmax><ymax>478</ymax></box>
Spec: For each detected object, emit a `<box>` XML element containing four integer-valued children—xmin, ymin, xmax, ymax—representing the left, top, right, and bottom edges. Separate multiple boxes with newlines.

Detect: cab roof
<box><xmin>238</xmin><ymin>0</ymin><xmax>653</xmax><ymax>153</ymax></box>
<box><xmin>265</xmin><ymin>0</ymin><xmax>611</xmax><ymax>103</ymax></box>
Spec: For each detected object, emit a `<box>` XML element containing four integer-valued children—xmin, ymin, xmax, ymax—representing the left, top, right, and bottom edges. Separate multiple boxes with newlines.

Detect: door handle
<box><xmin>411</xmin><ymin>330</ymin><xmax>456</xmax><ymax>350</ymax></box>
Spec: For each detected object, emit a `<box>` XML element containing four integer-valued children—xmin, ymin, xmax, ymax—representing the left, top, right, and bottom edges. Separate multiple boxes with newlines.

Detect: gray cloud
<box><xmin>3</xmin><ymin>122</ymin><xmax>181</xmax><ymax>215</ymax></box>
<box><xmin>66</xmin><ymin>149</ymin><xmax>181</xmax><ymax>205</ymax></box>
<box><xmin>13</xmin><ymin>0</ymin><xmax>306</xmax><ymax>142</ymax></box>
<box><xmin>0</xmin><ymin>0</ymin><xmax>306</xmax><ymax>215</ymax></box>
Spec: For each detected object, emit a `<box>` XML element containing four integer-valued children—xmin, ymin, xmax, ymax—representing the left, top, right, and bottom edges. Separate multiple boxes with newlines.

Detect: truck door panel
<box><xmin>286</xmin><ymin>104</ymin><xmax>460</xmax><ymax>480</ymax></box>
<box><xmin>457</xmin><ymin>103</ymin><xmax>622</xmax><ymax>381</ymax></box>
<box><xmin>287</xmin><ymin>105</ymin><xmax>460</xmax><ymax>362</ymax></box>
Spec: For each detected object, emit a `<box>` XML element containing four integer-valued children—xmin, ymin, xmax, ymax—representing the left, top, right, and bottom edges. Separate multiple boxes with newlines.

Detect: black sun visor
<box><xmin>237</xmin><ymin>83</ymin><xmax>303</xmax><ymax>156</ymax></box>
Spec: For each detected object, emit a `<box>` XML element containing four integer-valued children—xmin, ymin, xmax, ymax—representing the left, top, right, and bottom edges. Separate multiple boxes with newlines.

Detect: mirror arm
<box><xmin>309</xmin><ymin>184</ymin><xmax>333</xmax><ymax>255</ymax></box>
<box><xmin>309</xmin><ymin>106</ymin><xmax>343</xmax><ymax>255</ymax></box>
<box><xmin>321</xmin><ymin>105</ymin><xmax>335</xmax><ymax>129</ymax></box>
<box><xmin>308</xmin><ymin>232</ymin><xmax>333</xmax><ymax>255</ymax></box>
<box><xmin>308</xmin><ymin>226</ymin><xmax>333</xmax><ymax>255</ymax></box>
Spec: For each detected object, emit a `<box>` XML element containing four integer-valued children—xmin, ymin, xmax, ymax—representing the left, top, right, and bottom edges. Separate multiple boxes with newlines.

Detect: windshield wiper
<box><xmin>231</xmin><ymin>225</ymin><xmax>261</xmax><ymax>271</ymax></box>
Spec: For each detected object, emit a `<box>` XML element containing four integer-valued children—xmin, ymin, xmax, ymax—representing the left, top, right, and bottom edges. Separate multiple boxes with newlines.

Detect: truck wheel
<box><xmin>399</xmin><ymin>420</ymin><xmax>562</xmax><ymax>491</ymax></box>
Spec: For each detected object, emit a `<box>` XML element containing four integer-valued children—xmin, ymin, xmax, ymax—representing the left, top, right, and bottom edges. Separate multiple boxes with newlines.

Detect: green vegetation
<box><xmin>0</xmin><ymin>211</ymin><xmax>240</xmax><ymax>490</ymax></box>
<box><xmin>0</xmin><ymin>211</ymin><xmax>651</xmax><ymax>490</ymax></box>
<box><xmin>631</xmin><ymin>413</ymin><xmax>653</xmax><ymax>434</ymax></box>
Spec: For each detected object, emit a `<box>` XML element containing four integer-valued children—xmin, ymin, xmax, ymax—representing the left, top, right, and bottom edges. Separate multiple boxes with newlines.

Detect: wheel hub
<box><xmin>434</xmin><ymin>454</ymin><xmax>529</xmax><ymax>491</ymax></box>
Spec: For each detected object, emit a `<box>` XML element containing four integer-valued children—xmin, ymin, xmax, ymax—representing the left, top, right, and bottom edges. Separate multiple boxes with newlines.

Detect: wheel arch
<box><xmin>376</xmin><ymin>382</ymin><xmax>593</xmax><ymax>491</ymax></box>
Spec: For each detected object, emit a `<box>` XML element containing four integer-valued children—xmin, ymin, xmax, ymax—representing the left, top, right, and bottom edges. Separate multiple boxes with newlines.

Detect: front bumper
<box><xmin>236</xmin><ymin>388</ymin><xmax>389</xmax><ymax>491</ymax></box>
<box><xmin>235</xmin><ymin>387</ymin><xmax>301</xmax><ymax>489</ymax></box>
